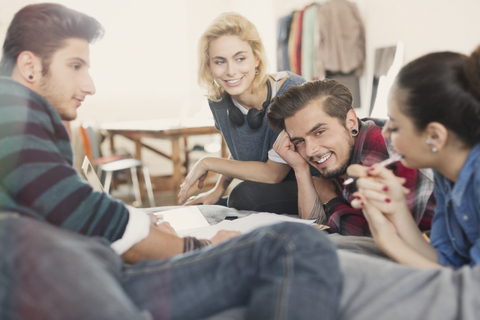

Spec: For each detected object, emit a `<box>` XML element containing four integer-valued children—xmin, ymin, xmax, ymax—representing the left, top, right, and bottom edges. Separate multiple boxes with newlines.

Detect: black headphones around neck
<box><xmin>227</xmin><ymin>80</ymin><xmax>272</xmax><ymax>129</ymax></box>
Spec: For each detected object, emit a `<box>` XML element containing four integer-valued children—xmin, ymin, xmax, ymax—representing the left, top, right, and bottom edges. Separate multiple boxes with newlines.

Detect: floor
<box><xmin>111</xmin><ymin>186</ymin><xmax>177</xmax><ymax>207</ymax></box>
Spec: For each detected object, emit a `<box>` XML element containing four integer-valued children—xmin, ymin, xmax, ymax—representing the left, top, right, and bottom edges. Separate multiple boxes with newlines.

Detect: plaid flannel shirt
<box><xmin>326</xmin><ymin>118</ymin><xmax>436</xmax><ymax>236</ymax></box>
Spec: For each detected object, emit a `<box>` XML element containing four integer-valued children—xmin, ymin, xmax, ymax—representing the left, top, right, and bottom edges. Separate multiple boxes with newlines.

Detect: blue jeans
<box><xmin>0</xmin><ymin>212</ymin><xmax>341</xmax><ymax>320</ymax></box>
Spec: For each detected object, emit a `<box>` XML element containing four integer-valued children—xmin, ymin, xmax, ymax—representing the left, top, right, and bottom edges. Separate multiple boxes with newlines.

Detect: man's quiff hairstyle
<box><xmin>197</xmin><ymin>12</ymin><xmax>268</xmax><ymax>102</ymax></box>
<box><xmin>0</xmin><ymin>3</ymin><xmax>104</xmax><ymax>76</ymax></box>
<box><xmin>267</xmin><ymin>79</ymin><xmax>354</xmax><ymax>130</ymax></box>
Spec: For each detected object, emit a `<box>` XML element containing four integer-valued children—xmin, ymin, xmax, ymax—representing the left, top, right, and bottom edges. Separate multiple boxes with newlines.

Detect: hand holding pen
<box><xmin>344</xmin><ymin>154</ymin><xmax>403</xmax><ymax>186</ymax></box>
<box><xmin>348</xmin><ymin>154</ymin><xmax>411</xmax><ymax>219</ymax></box>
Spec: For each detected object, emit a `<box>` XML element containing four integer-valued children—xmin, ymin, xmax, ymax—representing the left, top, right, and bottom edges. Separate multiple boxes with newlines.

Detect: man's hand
<box><xmin>210</xmin><ymin>230</ymin><xmax>241</xmax><ymax>244</ymax></box>
<box><xmin>148</xmin><ymin>213</ymin><xmax>177</xmax><ymax>235</ymax></box>
<box><xmin>154</xmin><ymin>221</ymin><xmax>177</xmax><ymax>235</ymax></box>
<box><xmin>273</xmin><ymin>130</ymin><xmax>309</xmax><ymax>171</ymax></box>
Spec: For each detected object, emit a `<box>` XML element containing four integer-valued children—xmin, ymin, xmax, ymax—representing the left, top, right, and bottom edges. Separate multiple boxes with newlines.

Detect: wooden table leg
<box><xmin>171</xmin><ymin>136</ymin><xmax>182</xmax><ymax>204</ymax></box>
<box><xmin>134</xmin><ymin>139</ymin><xmax>146</xmax><ymax>205</ymax></box>
<box><xmin>183</xmin><ymin>136</ymin><xmax>189</xmax><ymax>174</ymax></box>
<box><xmin>109</xmin><ymin>133</ymin><xmax>115</xmax><ymax>154</ymax></box>
<box><xmin>221</xmin><ymin>136</ymin><xmax>228</xmax><ymax>158</ymax></box>
<box><xmin>134</xmin><ymin>139</ymin><xmax>143</xmax><ymax>160</ymax></box>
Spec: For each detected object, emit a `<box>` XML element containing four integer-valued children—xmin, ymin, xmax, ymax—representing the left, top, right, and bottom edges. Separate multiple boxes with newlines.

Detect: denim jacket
<box><xmin>430</xmin><ymin>144</ymin><xmax>480</xmax><ymax>267</ymax></box>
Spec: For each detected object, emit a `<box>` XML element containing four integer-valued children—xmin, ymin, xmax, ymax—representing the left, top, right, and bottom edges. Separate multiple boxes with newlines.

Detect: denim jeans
<box><xmin>0</xmin><ymin>212</ymin><xmax>341</xmax><ymax>320</ymax></box>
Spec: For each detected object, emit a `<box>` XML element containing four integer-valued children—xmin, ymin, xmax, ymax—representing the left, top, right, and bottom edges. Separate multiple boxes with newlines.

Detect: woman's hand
<box><xmin>352</xmin><ymin>192</ymin><xmax>440</xmax><ymax>269</ymax></box>
<box><xmin>273</xmin><ymin>130</ymin><xmax>309</xmax><ymax>172</ymax></box>
<box><xmin>178</xmin><ymin>157</ymin><xmax>210</xmax><ymax>204</ymax></box>
<box><xmin>183</xmin><ymin>186</ymin><xmax>225</xmax><ymax>206</ymax></box>
<box><xmin>347</xmin><ymin>164</ymin><xmax>410</xmax><ymax>219</ymax></box>
<box><xmin>351</xmin><ymin>192</ymin><xmax>402</xmax><ymax>252</ymax></box>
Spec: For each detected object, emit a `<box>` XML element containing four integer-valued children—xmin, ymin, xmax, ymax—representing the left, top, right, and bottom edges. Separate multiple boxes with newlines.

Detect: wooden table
<box><xmin>100</xmin><ymin>118</ymin><xmax>227</xmax><ymax>203</ymax></box>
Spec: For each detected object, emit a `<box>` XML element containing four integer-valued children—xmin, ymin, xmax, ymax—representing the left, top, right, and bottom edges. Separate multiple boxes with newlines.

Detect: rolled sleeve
<box><xmin>268</xmin><ymin>149</ymin><xmax>287</xmax><ymax>164</ymax></box>
<box><xmin>110</xmin><ymin>205</ymin><xmax>150</xmax><ymax>255</ymax></box>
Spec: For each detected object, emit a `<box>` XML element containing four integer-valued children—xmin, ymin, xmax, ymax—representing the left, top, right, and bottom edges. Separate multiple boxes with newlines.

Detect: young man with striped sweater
<box><xmin>0</xmin><ymin>2</ymin><xmax>239</xmax><ymax>262</ymax></box>
<box><xmin>0</xmin><ymin>4</ymin><xmax>341</xmax><ymax>319</ymax></box>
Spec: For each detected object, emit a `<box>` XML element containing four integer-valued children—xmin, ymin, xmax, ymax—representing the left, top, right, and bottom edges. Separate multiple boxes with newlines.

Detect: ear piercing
<box><xmin>351</xmin><ymin>129</ymin><xmax>358</xmax><ymax>136</ymax></box>
<box><xmin>255</xmin><ymin>67</ymin><xmax>259</xmax><ymax>75</ymax></box>
<box><xmin>28</xmin><ymin>75</ymin><xmax>33</xmax><ymax>80</ymax></box>
<box><xmin>426</xmin><ymin>139</ymin><xmax>437</xmax><ymax>153</ymax></box>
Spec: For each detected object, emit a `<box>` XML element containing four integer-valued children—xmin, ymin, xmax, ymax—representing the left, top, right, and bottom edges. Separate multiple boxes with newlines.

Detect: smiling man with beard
<box><xmin>267</xmin><ymin>79</ymin><xmax>436</xmax><ymax>236</ymax></box>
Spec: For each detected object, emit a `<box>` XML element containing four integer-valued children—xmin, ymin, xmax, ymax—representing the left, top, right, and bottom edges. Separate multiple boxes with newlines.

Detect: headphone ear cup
<box><xmin>228</xmin><ymin>103</ymin><xmax>245</xmax><ymax>126</ymax></box>
<box><xmin>247</xmin><ymin>108</ymin><xmax>265</xmax><ymax>129</ymax></box>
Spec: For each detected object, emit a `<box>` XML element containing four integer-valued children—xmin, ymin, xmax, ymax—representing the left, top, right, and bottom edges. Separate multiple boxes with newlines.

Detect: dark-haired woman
<box><xmin>349</xmin><ymin>45</ymin><xmax>480</xmax><ymax>269</ymax></box>
<box><xmin>328</xmin><ymin>46</ymin><xmax>480</xmax><ymax>319</ymax></box>
<box><xmin>177</xmin><ymin>12</ymin><xmax>306</xmax><ymax>214</ymax></box>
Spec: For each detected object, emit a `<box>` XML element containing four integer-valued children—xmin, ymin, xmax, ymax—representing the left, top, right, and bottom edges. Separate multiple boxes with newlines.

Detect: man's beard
<box><xmin>315</xmin><ymin>139</ymin><xmax>355</xmax><ymax>180</ymax></box>
<box><xmin>38</xmin><ymin>73</ymin><xmax>72</xmax><ymax>121</ymax></box>
<box><xmin>317</xmin><ymin>162</ymin><xmax>349</xmax><ymax>180</ymax></box>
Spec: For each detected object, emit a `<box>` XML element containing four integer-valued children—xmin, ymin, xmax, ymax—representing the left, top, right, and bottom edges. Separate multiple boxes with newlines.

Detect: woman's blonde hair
<box><xmin>198</xmin><ymin>12</ymin><xmax>268</xmax><ymax>102</ymax></box>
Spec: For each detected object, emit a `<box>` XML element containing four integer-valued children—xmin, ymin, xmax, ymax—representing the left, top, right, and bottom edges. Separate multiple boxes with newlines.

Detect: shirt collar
<box><xmin>351</xmin><ymin>118</ymin><xmax>367</xmax><ymax>165</ymax></box>
<box><xmin>351</xmin><ymin>118</ymin><xmax>390</xmax><ymax>165</ymax></box>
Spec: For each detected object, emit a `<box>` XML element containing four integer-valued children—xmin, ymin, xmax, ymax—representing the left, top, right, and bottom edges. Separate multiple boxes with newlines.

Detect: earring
<box><xmin>426</xmin><ymin>139</ymin><xmax>437</xmax><ymax>153</ymax></box>
<box><xmin>255</xmin><ymin>67</ymin><xmax>259</xmax><ymax>75</ymax></box>
<box><xmin>28</xmin><ymin>75</ymin><xmax>33</xmax><ymax>80</ymax></box>
<box><xmin>351</xmin><ymin>129</ymin><xmax>358</xmax><ymax>136</ymax></box>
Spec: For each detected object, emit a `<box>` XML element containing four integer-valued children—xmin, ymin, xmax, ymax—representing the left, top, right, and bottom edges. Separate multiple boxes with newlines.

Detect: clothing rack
<box><xmin>276</xmin><ymin>0</ymin><xmax>365</xmax><ymax>108</ymax></box>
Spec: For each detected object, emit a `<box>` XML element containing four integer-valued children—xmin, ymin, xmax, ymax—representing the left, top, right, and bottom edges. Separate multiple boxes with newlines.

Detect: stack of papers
<box><xmin>153</xmin><ymin>207</ymin><xmax>210</xmax><ymax>231</ymax></box>
<box><xmin>184</xmin><ymin>212</ymin><xmax>322</xmax><ymax>239</ymax></box>
<box><xmin>153</xmin><ymin>207</ymin><xmax>328</xmax><ymax>239</ymax></box>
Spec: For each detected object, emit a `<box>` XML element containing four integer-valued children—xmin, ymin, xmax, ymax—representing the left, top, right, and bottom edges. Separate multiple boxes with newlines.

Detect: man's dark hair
<box><xmin>0</xmin><ymin>3</ymin><xmax>104</xmax><ymax>76</ymax></box>
<box><xmin>267</xmin><ymin>79</ymin><xmax>353</xmax><ymax>131</ymax></box>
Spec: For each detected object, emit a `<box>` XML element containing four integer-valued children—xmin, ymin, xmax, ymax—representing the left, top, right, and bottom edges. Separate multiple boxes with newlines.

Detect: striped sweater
<box><xmin>0</xmin><ymin>76</ymin><xmax>128</xmax><ymax>243</ymax></box>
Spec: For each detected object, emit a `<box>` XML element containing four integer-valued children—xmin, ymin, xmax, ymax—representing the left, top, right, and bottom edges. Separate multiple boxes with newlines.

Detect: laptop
<box><xmin>81</xmin><ymin>156</ymin><xmax>104</xmax><ymax>192</ymax></box>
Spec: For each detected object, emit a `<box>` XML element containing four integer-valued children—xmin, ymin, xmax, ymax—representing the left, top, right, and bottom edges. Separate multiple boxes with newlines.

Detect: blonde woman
<box><xmin>178</xmin><ymin>13</ymin><xmax>308</xmax><ymax>214</ymax></box>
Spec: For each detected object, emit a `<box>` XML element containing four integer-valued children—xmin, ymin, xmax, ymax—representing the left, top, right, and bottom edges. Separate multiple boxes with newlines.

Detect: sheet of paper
<box><xmin>153</xmin><ymin>207</ymin><xmax>209</xmax><ymax>231</ymax></box>
<box><xmin>177</xmin><ymin>212</ymin><xmax>318</xmax><ymax>239</ymax></box>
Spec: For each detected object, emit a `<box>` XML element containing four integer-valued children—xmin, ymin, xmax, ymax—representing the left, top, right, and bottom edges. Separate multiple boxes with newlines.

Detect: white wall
<box><xmin>0</xmin><ymin>0</ymin><xmax>478</xmax><ymax>177</ymax></box>
<box><xmin>1</xmin><ymin>0</ymin><xmax>479</xmax><ymax>122</ymax></box>
<box><xmin>359</xmin><ymin>0</ymin><xmax>480</xmax><ymax>117</ymax></box>
<box><xmin>274</xmin><ymin>0</ymin><xmax>480</xmax><ymax>117</ymax></box>
<box><xmin>0</xmin><ymin>0</ymin><xmax>279</xmax><ymax>123</ymax></box>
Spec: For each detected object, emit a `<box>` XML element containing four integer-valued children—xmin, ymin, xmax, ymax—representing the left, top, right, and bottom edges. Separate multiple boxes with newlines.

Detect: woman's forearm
<box><xmin>201</xmin><ymin>157</ymin><xmax>291</xmax><ymax>184</ymax></box>
<box><xmin>379</xmin><ymin>233</ymin><xmax>440</xmax><ymax>270</ymax></box>
<box><xmin>388</xmin><ymin>206</ymin><xmax>439</xmax><ymax>262</ymax></box>
<box><xmin>213</xmin><ymin>173</ymin><xmax>233</xmax><ymax>195</ymax></box>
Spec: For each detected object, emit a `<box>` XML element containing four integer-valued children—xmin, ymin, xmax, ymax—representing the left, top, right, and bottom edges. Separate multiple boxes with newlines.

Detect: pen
<box><xmin>343</xmin><ymin>154</ymin><xmax>403</xmax><ymax>186</ymax></box>
<box><xmin>154</xmin><ymin>213</ymin><xmax>164</xmax><ymax>225</ymax></box>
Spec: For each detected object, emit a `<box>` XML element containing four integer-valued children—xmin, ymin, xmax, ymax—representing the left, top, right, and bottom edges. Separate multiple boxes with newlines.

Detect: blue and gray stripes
<box><xmin>0</xmin><ymin>76</ymin><xmax>128</xmax><ymax>243</ymax></box>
